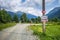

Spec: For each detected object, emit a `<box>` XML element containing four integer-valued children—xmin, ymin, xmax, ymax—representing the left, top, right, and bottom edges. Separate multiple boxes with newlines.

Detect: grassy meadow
<box><xmin>29</xmin><ymin>22</ymin><xmax>60</xmax><ymax>40</ymax></box>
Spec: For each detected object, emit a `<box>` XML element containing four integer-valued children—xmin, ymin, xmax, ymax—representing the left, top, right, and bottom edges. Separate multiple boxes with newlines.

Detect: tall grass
<box><xmin>29</xmin><ymin>23</ymin><xmax>60</xmax><ymax>40</ymax></box>
<box><xmin>0</xmin><ymin>23</ymin><xmax>16</xmax><ymax>31</ymax></box>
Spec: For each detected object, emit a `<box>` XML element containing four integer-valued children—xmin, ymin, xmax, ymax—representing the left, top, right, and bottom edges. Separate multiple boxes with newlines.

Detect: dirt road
<box><xmin>0</xmin><ymin>24</ymin><xmax>38</xmax><ymax>40</ymax></box>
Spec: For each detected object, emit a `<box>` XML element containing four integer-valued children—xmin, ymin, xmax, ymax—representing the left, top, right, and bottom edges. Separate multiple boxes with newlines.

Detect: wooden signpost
<box><xmin>42</xmin><ymin>0</ymin><xmax>48</xmax><ymax>33</ymax></box>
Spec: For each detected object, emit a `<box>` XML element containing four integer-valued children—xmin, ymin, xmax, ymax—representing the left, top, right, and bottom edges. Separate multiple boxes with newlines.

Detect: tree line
<box><xmin>0</xmin><ymin>9</ymin><xmax>19</xmax><ymax>23</ymax></box>
<box><xmin>20</xmin><ymin>13</ymin><xmax>41</xmax><ymax>23</ymax></box>
<box><xmin>0</xmin><ymin>9</ymin><xmax>60</xmax><ymax>24</ymax></box>
<box><xmin>49</xmin><ymin>17</ymin><xmax>60</xmax><ymax>22</ymax></box>
<box><xmin>0</xmin><ymin>9</ymin><xmax>41</xmax><ymax>23</ymax></box>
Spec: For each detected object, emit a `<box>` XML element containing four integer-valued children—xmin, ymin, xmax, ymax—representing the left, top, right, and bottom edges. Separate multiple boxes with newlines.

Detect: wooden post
<box><xmin>42</xmin><ymin>0</ymin><xmax>46</xmax><ymax>33</ymax></box>
<box><xmin>42</xmin><ymin>21</ymin><xmax>46</xmax><ymax>33</ymax></box>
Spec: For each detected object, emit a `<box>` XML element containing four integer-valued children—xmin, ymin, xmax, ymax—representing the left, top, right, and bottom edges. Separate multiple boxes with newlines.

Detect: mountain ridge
<box><xmin>47</xmin><ymin>7</ymin><xmax>60</xmax><ymax>19</ymax></box>
<box><xmin>7</xmin><ymin>11</ymin><xmax>37</xmax><ymax>19</ymax></box>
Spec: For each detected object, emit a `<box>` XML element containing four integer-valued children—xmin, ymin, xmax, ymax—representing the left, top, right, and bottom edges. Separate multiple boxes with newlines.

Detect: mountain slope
<box><xmin>7</xmin><ymin>11</ymin><xmax>37</xmax><ymax>19</ymax></box>
<box><xmin>47</xmin><ymin>7</ymin><xmax>60</xmax><ymax>19</ymax></box>
<box><xmin>16</xmin><ymin>11</ymin><xmax>37</xmax><ymax>19</ymax></box>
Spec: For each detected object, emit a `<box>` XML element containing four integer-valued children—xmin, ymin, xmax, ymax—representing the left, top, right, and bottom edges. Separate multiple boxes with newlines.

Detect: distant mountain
<box><xmin>27</xmin><ymin>13</ymin><xmax>37</xmax><ymax>19</ymax></box>
<box><xmin>0</xmin><ymin>6</ymin><xmax>1</xmax><ymax>10</ymax></box>
<box><xmin>7</xmin><ymin>11</ymin><xmax>15</xmax><ymax>17</ymax></box>
<box><xmin>47</xmin><ymin>7</ymin><xmax>60</xmax><ymax>19</ymax></box>
<box><xmin>7</xmin><ymin>11</ymin><xmax>37</xmax><ymax>19</ymax></box>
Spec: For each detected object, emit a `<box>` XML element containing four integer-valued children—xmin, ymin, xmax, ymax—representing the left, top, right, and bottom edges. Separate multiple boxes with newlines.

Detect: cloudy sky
<box><xmin>0</xmin><ymin>0</ymin><xmax>60</xmax><ymax>16</ymax></box>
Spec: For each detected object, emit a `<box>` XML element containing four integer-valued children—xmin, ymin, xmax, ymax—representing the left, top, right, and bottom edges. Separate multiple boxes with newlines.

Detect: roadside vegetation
<box><xmin>29</xmin><ymin>22</ymin><xmax>60</xmax><ymax>40</ymax></box>
<box><xmin>0</xmin><ymin>22</ymin><xmax>16</xmax><ymax>31</ymax></box>
<box><xmin>0</xmin><ymin>9</ymin><xmax>41</xmax><ymax>30</ymax></box>
<box><xmin>0</xmin><ymin>9</ymin><xmax>18</xmax><ymax>31</ymax></box>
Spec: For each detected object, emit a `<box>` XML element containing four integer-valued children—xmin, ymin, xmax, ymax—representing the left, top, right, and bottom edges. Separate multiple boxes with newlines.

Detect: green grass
<box><xmin>0</xmin><ymin>23</ymin><xmax>16</xmax><ymax>31</ymax></box>
<box><xmin>29</xmin><ymin>23</ymin><xmax>60</xmax><ymax>40</ymax></box>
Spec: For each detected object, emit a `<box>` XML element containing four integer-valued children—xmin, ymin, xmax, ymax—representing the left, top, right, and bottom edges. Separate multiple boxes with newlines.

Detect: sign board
<box><xmin>41</xmin><ymin>16</ymin><xmax>48</xmax><ymax>22</ymax></box>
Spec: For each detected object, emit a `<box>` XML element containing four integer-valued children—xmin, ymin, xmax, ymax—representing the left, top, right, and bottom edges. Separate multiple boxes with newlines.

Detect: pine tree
<box><xmin>6</xmin><ymin>14</ymin><xmax>12</xmax><ymax>22</ymax></box>
<box><xmin>13</xmin><ymin>14</ymin><xmax>19</xmax><ymax>23</ymax></box>
<box><xmin>20</xmin><ymin>13</ymin><xmax>28</xmax><ymax>23</ymax></box>
<box><xmin>0</xmin><ymin>9</ymin><xmax>9</xmax><ymax>23</ymax></box>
